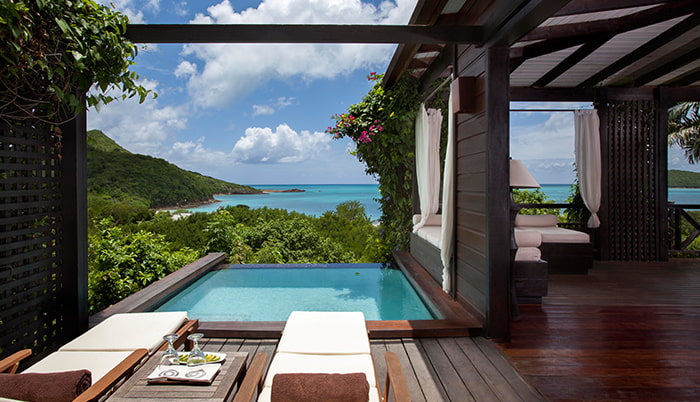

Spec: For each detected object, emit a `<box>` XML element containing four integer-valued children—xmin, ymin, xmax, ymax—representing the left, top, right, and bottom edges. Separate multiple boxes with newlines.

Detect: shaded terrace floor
<box><xmin>498</xmin><ymin>259</ymin><xmax>700</xmax><ymax>401</ymax></box>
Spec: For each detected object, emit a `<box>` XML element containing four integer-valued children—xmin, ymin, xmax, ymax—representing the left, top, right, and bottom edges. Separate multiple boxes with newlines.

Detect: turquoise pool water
<box><xmin>153</xmin><ymin>264</ymin><xmax>438</xmax><ymax>321</ymax></box>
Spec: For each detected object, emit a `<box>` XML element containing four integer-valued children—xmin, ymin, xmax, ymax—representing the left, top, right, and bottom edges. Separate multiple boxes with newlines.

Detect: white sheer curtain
<box><xmin>574</xmin><ymin>109</ymin><xmax>602</xmax><ymax>228</ymax></box>
<box><xmin>440</xmin><ymin>91</ymin><xmax>455</xmax><ymax>293</ymax></box>
<box><xmin>413</xmin><ymin>104</ymin><xmax>442</xmax><ymax>232</ymax></box>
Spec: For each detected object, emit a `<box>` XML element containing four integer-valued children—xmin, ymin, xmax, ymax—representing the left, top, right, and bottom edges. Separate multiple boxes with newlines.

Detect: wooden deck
<box><xmin>198</xmin><ymin>336</ymin><xmax>543</xmax><ymax>401</ymax></box>
<box><xmin>498</xmin><ymin>259</ymin><xmax>700</xmax><ymax>401</ymax></box>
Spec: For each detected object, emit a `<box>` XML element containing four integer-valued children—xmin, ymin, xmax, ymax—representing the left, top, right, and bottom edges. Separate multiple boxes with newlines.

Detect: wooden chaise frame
<box><xmin>0</xmin><ymin>319</ymin><xmax>199</xmax><ymax>402</ymax></box>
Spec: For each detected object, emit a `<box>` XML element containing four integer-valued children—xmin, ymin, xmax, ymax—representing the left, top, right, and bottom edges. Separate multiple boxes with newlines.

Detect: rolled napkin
<box><xmin>0</xmin><ymin>369</ymin><xmax>91</xmax><ymax>402</ymax></box>
<box><xmin>271</xmin><ymin>372</ymin><xmax>369</xmax><ymax>402</ymax></box>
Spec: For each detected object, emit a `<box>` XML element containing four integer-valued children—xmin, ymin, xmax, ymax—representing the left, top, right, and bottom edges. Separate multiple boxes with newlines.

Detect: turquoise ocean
<box><xmin>186</xmin><ymin>184</ymin><xmax>700</xmax><ymax>220</ymax></box>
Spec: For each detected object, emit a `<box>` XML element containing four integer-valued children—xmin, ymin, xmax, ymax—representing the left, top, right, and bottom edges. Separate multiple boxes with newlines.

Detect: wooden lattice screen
<box><xmin>599</xmin><ymin>96</ymin><xmax>667</xmax><ymax>261</ymax></box>
<box><xmin>0</xmin><ymin>120</ymin><xmax>82</xmax><ymax>364</ymax></box>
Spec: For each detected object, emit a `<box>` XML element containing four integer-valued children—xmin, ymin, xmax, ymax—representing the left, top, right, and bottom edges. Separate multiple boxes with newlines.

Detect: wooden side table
<box><xmin>108</xmin><ymin>351</ymin><xmax>248</xmax><ymax>401</ymax></box>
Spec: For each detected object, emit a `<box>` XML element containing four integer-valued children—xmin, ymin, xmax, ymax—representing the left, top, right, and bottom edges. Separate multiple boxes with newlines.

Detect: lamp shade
<box><xmin>510</xmin><ymin>159</ymin><xmax>540</xmax><ymax>188</ymax></box>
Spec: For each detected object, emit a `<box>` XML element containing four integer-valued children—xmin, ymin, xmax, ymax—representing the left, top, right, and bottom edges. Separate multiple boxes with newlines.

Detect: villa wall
<box><xmin>452</xmin><ymin>44</ymin><xmax>511</xmax><ymax>339</ymax></box>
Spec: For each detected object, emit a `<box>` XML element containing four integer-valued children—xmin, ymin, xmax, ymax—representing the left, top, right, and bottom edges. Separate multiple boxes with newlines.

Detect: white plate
<box><xmin>176</xmin><ymin>351</ymin><xmax>226</xmax><ymax>364</ymax></box>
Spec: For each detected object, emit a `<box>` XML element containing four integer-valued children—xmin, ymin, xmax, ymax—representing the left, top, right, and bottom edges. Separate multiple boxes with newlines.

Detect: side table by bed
<box><xmin>108</xmin><ymin>351</ymin><xmax>248</xmax><ymax>401</ymax></box>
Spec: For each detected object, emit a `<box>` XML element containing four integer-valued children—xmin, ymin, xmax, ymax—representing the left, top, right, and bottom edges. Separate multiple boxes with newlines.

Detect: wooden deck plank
<box><xmin>436</xmin><ymin>337</ymin><xmax>498</xmax><ymax>402</ymax></box>
<box><xmin>419</xmin><ymin>338</ymin><xmax>474</xmax><ymax>401</ymax></box>
<box><xmin>455</xmin><ymin>337</ymin><xmax>524</xmax><ymax>401</ymax></box>
<box><xmin>384</xmin><ymin>339</ymin><xmax>427</xmax><ymax>402</ymax></box>
<box><xmin>402</xmin><ymin>338</ymin><xmax>450</xmax><ymax>401</ymax></box>
<box><xmin>499</xmin><ymin>260</ymin><xmax>700</xmax><ymax>401</ymax></box>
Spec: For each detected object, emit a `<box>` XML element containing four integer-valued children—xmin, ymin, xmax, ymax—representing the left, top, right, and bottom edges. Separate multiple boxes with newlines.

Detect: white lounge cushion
<box><xmin>22</xmin><ymin>350</ymin><xmax>134</xmax><ymax>383</ymax></box>
<box><xmin>257</xmin><ymin>352</ymin><xmax>379</xmax><ymax>402</ymax></box>
<box><xmin>60</xmin><ymin>311</ymin><xmax>188</xmax><ymax>354</ymax></box>
<box><xmin>515</xmin><ymin>247</ymin><xmax>541</xmax><ymax>261</ymax></box>
<box><xmin>515</xmin><ymin>214</ymin><xmax>558</xmax><ymax>227</ymax></box>
<box><xmin>518</xmin><ymin>227</ymin><xmax>590</xmax><ymax>244</ymax></box>
<box><xmin>415</xmin><ymin>226</ymin><xmax>442</xmax><ymax>248</ymax></box>
<box><xmin>412</xmin><ymin>214</ymin><xmax>441</xmax><ymax>226</ymax></box>
<box><xmin>277</xmin><ymin>312</ymin><xmax>370</xmax><ymax>355</ymax></box>
<box><xmin>514</xmin><ymin>229</ymin><xmax>542</xmax><ymax>247</ymax></box>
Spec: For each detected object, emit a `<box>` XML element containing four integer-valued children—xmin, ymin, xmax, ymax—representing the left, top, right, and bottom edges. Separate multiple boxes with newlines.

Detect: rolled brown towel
<box><xmin>0</xmin><ymin>369</ymin><xmax>92</xmax><ymax>402</ymax></box>
<box><xmin>271</xmin><ymin>372</ymin><xmax>370</xmax><ymax>402</ymax></box>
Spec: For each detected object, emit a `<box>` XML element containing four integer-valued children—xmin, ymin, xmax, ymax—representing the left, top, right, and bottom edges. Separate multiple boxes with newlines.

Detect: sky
<box><xmin>89</xmin><ymin>0</ymin><xmax>700</xmax><ymax>186</ymax></box>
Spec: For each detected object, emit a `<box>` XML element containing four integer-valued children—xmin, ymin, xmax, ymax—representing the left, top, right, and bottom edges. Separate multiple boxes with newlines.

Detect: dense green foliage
<box><xmin>668</xmin><ymin>169</ymin><xmax>700</xmax><ymax>188</ymax></box>
<box><xmin>88</xmin><ymin>202</ymin><xmax>382</xmax><ymax>312</ymax></box>
<box><xmin>0</xmin><ymin>0</ymin><xmax>152</xmax><ymax>123</ymax></box>
<box><xmin>512</xmin><ymin>189</ymin><xmax>559</xmax><ymax>216</ymax></box>
<box><xmin>327</xmin><ymin>73</ymin><xmax>422</xmax><ymax>257</ymax></box>
<box><xmin>87</xmin><ymin>130</ymin><xmax>260</xmax><ymax>208</ymax></box>
<box><xmin>88</xmin><ymin>218</ymin><xmax>199</xmax><ymax>313</ymax></box>
<box><xmin>668</xmin><ymin>102</ymin><xmax>700</xmax><ymax>164</ymax></box>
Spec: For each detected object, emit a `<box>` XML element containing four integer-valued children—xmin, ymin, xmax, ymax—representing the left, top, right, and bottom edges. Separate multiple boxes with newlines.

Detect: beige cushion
<box><xmin>414</xmin><ymin>226</ymin><xmax>442</xmax><ymax>248</ymax></box>
<box><xmin>258</xmin><ymin>353</ymin><xmax>379</xmax><ymax>402</ymax></box>
<box><xmin>277</xmin><ymin>312</ymin><xmax>370</xmax><ymax>355</ymax></box>
<box><xmin>515</xmin><ymin>247</ymin><xmax>541</xmax><ymax>261</ymax></box>
<box><xmin>515</xmin><ymin>214</ymin><xmax>558</xmax><ymax>227</ymax></box>
<box><xmin>519</xmin><ymin>227</ymin><xmax>590</xmax><ymax>243</ymax></box>
<box><xmin>60</xmin><ymin>312</ymin><xmax>187</xmax><ymax>354</ymax></box>
<box><xmin>514</xmin><ymin>229</ymin><xmax>541</xmax><ymax>247</ymax></box>
<box><xmin>412</xmin><ymin>214</ymin><xmax>441</xmax><ymax>226</ymax></box>
<box><xmin>22</xmin><ymin>351</ymin><xmax>134</xmax><ymax>383</ymax></box>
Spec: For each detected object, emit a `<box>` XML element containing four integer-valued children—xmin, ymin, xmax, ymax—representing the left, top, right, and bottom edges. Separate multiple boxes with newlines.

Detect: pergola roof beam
<box><xmin>577</xmin><ymin>12</ymin><xmax>700</xmax><ymax>87</ymax></box>
<box><xmin>125</xmin><ymin>24</ymin><xmax>483</xmax><ymax>44</ymax></box>
<box><xmin>635</xmin><ymin>46</ymin><xmax>700</xmax><ymax>86</ymax></box>
<box><xmin>531</xmin><ymin>34</ymin><xmax>613</xmax><ymax>87</ymax></box>
<box><xmin>553</xmin><ymin>0</ymin><xmax>676</xmax><ymax>17</ymax></box>
<box><xmin>521</xmin><ymin>0</ymin><xmax>699</xmax><ymax>42</ymax></box>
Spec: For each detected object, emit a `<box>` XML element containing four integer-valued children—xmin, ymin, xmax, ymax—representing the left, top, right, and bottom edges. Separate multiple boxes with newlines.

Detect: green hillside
<box><xmin>87</xmin><ymin>130</ymin><xmax>260</xmax><ymax>208</ymax></box>
<box><xmin>669</xmin><ymin>169</ymin><xmax>700</xmax><ymax>188</ymax></box>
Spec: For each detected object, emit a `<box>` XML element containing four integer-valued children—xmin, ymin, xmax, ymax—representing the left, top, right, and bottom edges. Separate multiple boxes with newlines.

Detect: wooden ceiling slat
<box><xmin>666</xmin><ymin>66</ymin><xmax>700</xmax><ymax>87</ymax></box>
<box><xmin>577</xmin><ymin>12</ymin><xmax>700</xmax><ymax>88</ymax></box>
<box><xmin>553</xmin><ymin>0</ymin><xmax>674</xmax><ymax>17</ymax></box>
<box><xmin>635</xmin><ymin>46</ymin><xmax>700</xmax><ymax>86</ymax></box>
<box><xmin>531</xmin><ymin>34</ymin><xmax>613</xmax><ymax>87</ymax></box>
<box><xmin>521</xmin><ymin>0</ymin><xmax>699</xmax><ymax>42</ymax></box>
<box><xmin>125</xmin><ymin>24</ymin><xmax>483</xmax><ymax>44</ymax></box>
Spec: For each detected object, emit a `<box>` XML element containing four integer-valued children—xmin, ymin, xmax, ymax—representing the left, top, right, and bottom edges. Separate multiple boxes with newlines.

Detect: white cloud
<box><xmin>180</xmin><ymin>0</ymin><xmax>416</xmax><ymax>109</ymax></box>
<box><xmin>511</xmin><ymin>112</ymin><xmax>575</xmax><ymax>161</ymax></box>
<box><xmin>87</xmin><ymin>79</ymin><xmax>188</xmax><ymax>154</ymax></box>
<box><xmin>252</xmin><ymin>105</ymin><xmax>275</xmax><ymax>116</ymax></box>
<box><xmin>231</xmin><ymin>124</ymin><xmax>331</xmax><ymax>163</ymax></box>
<box><xmin>276</xmin><ymin>97</ymin><xmax>295</xmax><ymax>108</ymax></box>
<box><xmin>96</xmin><ymin>0</ymin><xmax>146</xmax><ymax>23</ymax></box>
<box><xmin>174</xmin><ymin>61</ymin><xmax>197</xmax><ymax>78</ymax></box>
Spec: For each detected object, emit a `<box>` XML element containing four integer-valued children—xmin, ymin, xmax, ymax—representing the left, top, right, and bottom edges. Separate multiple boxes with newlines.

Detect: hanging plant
<box><xmin>327</xmin><ymin>73</ymin><xmax>421</xmax><ymax>258</ymax></box>
<box><xmin>0</xmin><ymin>0</ymin><xmax>154</xmax><ymax>124</ymax></box>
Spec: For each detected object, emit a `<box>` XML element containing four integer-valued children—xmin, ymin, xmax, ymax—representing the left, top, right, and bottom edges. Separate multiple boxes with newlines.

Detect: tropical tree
<box><xmin>0</xmin><ymin>0</ymin><xmax>153</xmax><ymax>124</ymax></box>
<box><xmin>668</xmin><ymin>102</ymin><xmax>700</xmax><ymax>164</ymax></box>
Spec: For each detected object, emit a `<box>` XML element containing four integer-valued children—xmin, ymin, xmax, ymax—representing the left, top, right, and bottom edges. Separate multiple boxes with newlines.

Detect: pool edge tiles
<box><xmin>152</xmin><ymin>264</ymin><xmax>441</xmax><ymax>322</ymax></box>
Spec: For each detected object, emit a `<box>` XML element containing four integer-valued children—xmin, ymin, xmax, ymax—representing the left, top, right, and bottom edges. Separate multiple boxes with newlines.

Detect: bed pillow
<box><xmin>0</xmin><ymin>370</ymin><xmax>91</xmax><ymax>402</ymax></box>
<box><xmin>515</xmin><ymin>214</ymin><xmax>558</xmax><ymax>228</ymax></box>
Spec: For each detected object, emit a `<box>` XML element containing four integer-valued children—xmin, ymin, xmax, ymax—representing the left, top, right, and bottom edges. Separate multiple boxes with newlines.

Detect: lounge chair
<box><xmin>234</xmin><ymin>311</ymin><xmax>411</xmax><ymax>402</ymax></box>
<box><xmin>0</xmin><ymin>312</ymin><xmax>198</xmax><ymax>402</ymax></box>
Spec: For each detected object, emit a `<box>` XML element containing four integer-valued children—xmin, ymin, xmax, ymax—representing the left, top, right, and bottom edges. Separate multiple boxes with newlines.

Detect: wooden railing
<box><xmin>668</xmin><ymin>204</ymin><xmax>700</xmax><ymax>256</ymax></box>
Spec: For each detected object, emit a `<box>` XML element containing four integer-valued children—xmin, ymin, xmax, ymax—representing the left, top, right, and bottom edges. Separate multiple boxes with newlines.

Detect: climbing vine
<box><xmin>0</xmin><ymin>0</ymin><xmax>153</xmax><ymax>124</ymax></box>
<box><xmin>327</xmin><ymin>73</ymin><xmax>422</xmax><ymax>258</ymax></box>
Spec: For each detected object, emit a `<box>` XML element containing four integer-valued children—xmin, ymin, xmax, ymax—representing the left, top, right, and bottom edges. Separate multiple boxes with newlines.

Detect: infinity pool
<box><xmin>153</xmin><ymin>264</ymin><xmax>438</xmax><ymax>321</ymax></box>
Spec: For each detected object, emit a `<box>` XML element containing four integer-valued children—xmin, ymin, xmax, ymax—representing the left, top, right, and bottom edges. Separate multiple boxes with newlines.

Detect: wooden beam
<box><xmin>530</xmin><ymin>34</ymin><xmax>612</xmax><ymax>86</ymax></box>
<box><xmin>510</xmin><ymin>34</ymin><xmax>599</xmax><ymax>72</ymax></box>
<box><xmin>635</xmin><ymin>46</ymin><xmax>700</xmax><ymax>86</ymax></box>
<box><xmin>384</xmin><ymin>43</ymin><xmax>422</xmax><ymax>88</ymax></box>
<box><xmin>510</xmin><ymin>87</ymin><xmax>595</xmax><ymax>101</ymax></box>
<box><xmin>666</xmin><ymin>66</ymin><xmax>700</xmax><ymax>87</ymax></box>
<box><xmin>521</xmin><ymin>0</ymin><xmax>699</xmax><ymax>42</ymax></box>
<box><xmin>419</xmin><ymin>44</ymin><xmax>455</xmax><ymax>93</ymax></box>
<box><xmin>578</xmin><ymin>12</ymin><xmax>700</xmax><ymax>87</ymax></box>
<box><xmin>553</xmin><ymin>0</ymin><xmax>675</xmax><ymax>17</ymax></box>
<box><xmin>125</xmin><ymin>24</ymin><xmax>483</xmax><ymax>44</ymax></box>
<box><xmin>485</xmin><ymin>0</ymin><xmax>569</xmax><ymax>47</ymax></box>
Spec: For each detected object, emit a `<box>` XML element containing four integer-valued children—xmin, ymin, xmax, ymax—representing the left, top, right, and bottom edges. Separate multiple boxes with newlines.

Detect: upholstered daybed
<box><xmin>410</xmin><ymin>214</ymin><xmax>443</xmax><ymax>283</ymax></box>
<box><xmin>515</xmin><ymin>214</ymin><xmax>593</xmax><ymax>274</ymax></box>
